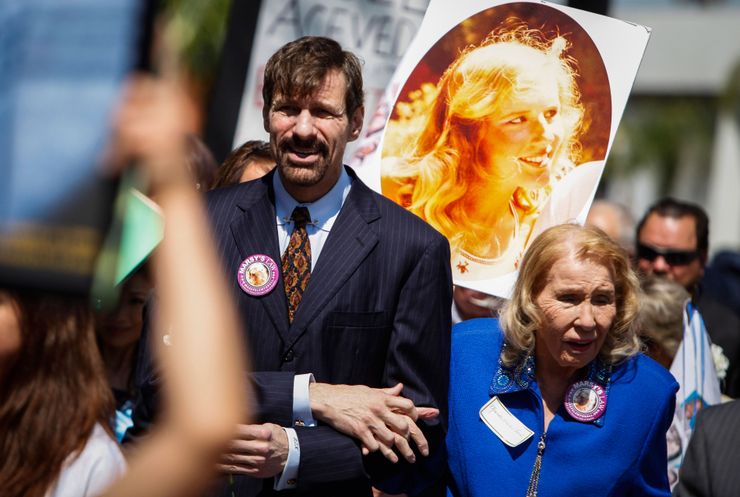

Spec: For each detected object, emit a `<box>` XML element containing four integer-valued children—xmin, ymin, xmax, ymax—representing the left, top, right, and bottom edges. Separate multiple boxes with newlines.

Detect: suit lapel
<box><xmin>230</xmin><ymin>175</ymin><xmax>290</xmax><ymax>342</ymax></box>
<box><xmin>286</xmin><ymin>176</ymin><xmax>380</xmax><ymax>347</ymax></box>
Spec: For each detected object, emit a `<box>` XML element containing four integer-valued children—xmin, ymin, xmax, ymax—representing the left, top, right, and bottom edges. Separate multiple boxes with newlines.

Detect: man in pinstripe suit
<box><xmin>673</xmin><ymin>400</ymin><xmax>740</xmax><ymax>497</ymax></box>
<box><xmin>129</xmin><ymin>36</ymin><xmax>451</xmax><ymax>496</ymax></box>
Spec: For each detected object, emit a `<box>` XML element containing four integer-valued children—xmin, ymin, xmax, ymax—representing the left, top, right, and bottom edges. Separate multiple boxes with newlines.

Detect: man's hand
<box><xmin>309</xmin><ymin>382</ymin><xmax>439</xmax><ymax>463</ymax></box>
<box><xmin>218</xmin><ymin>423</ymin><xmax>288</xmax><ymax>478</ymax></box>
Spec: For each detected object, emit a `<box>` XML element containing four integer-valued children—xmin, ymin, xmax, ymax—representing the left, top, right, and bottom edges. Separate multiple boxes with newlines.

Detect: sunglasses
<box><xmin>636</xmin><ymin>243</ymin><xmax>700</xmax><ymax>266</ymax></box>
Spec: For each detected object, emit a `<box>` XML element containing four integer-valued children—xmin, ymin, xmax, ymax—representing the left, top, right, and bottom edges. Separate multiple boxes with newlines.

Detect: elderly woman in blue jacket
<box><xmin>447</xmin><ymin>224</ymin><xmax>678</xmax><ymax>497</ymax></box>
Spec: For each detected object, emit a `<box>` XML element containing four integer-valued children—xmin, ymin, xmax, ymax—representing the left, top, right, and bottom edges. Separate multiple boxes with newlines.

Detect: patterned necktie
<box><xmin>282</xmin><ymin>207</ymin><xmax>312</xmax><ymax>323</ymax></box>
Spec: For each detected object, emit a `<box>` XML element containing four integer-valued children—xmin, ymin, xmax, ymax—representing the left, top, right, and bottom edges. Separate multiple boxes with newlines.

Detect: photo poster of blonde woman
<box><xmin>350</xmin><ymin>0</ymin><xmax>650</xmax><ymax>298</ymax></box>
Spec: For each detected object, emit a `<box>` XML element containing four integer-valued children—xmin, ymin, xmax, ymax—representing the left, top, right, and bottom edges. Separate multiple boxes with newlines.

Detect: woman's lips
<box><xmin>519</xmin><ymin>155</ymin><xmax>551</xmax><ymax>168</ymax></box>
<box><xmin>563</xmin><ymin>339</ymin><xmax>595</xmax><ymax>352</ymax></box>
<box><xmin>519</xmin><ymin>144</ymin><xmax>555</xmax><ymax>168</ymax></box>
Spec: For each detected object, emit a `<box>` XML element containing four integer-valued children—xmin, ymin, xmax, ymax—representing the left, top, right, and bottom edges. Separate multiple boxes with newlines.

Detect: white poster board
<box><xmin>350</xmin><ymin>0</ymin><xmax>650</xmax><ymax>297</ymax></box>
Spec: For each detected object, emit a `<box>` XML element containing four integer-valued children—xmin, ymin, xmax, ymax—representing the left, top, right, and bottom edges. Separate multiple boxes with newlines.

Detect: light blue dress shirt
<box><xmin>273</xmin><ymin>167</ymin><xmax>353</xmax><ymax>271</ymax></box>
<box><xmin>271</xmin><ymin>167</ymin><xmax>353</xmax><ymax>489</ymax></box>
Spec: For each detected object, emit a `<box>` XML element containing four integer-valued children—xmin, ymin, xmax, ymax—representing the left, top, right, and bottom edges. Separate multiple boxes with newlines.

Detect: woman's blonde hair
<box><xmin>387</xmin><ymin>23</ymin><xmax>584</xmax><ymax>253</ymax></box>
<box><xmin>499</xmin><ymin>224</ymin><xmax>642</xmax><ymax>367</ymax></box>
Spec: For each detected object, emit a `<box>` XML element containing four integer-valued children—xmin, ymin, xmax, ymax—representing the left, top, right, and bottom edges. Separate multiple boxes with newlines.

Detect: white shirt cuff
<box><xmin>292</xmin><ymin>373</ymin><xmax>316</xmax><ymax>427</ymax></box>
<box><xmin>273</xmin><ymin>428</ymin><xmax>300</xmax><ymax>490</ymax></box>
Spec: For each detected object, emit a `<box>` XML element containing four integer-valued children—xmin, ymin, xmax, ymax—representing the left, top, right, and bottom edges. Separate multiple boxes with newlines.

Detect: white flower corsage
<box><xmin>711</xmin><ymin>343</ymin><xmax>730</xmax><ymax>380</ymax></box>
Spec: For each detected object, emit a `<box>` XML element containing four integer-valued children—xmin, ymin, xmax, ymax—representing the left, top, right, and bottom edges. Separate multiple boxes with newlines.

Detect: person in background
<box><xmin>447</xmin><ymin>224</ymin><xmax>677</xmax><ymax>497</ymax></box>
<box><xmin>586</xmin><ymin>199</ymin><xmax>636</xmax><ymax>259</ymax></box>
<box><xmin>96</xmin><ymin>265</ymin><xmax>153</xmax><ymax>441</ymax></box>
<box><xmin>451</xmin><ymin>286</ymin><xmax>506</xmax><ymax>324</ymax></box>
<box><xmin>636</xmin><ymin>197</ymin><xmax>740</xmax><ymax>397</ymax></box>
<box><xmin>212</xmin><ymin>139</ymin><xmax>275</xmax><ymax>188</ymax></box>
<box><xmin>639</xmin><ymin>274</ymin><xmax>690</xmax><ymax>368</ymax></box>
<box><xmin>0</xmin><ymin>291</ymin><xmax>126</xmax><ymax>497</ymax></box>
<box><xmin>185</xmin><ymin>134</ymin><xmax>219</xmax><ymax>192</ymax></box>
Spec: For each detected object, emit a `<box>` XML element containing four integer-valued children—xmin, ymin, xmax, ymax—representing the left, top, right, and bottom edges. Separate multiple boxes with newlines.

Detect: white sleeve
<box><xmin>273</xmin><ymin>427</ymin><xmax>300</xmax><ymax>491</ymax></box>
<box><xmin>292</xmin><ymin>373</ymin><xmax>316</xmax><ymax>427</ymax></box>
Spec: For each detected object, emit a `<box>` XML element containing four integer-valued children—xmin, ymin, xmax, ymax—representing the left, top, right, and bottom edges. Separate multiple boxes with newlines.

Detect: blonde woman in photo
<box><xmin>382</xmin><ymin>24</ymin><xmax>588</xmax><ymax>280</ymax></box>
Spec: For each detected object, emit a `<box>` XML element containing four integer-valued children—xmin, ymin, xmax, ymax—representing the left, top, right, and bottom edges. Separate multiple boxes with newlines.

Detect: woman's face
<box><xmin>534</xmin><ymin>255</ymin><xmax>616</xmax><ymax>377</ymax></box>
<box><xmin>97</xmin><ymin>273</ymin><xmax>151</xmax><ymax>350</ymax></box>
<box><xmin>480</xmin><ymin>77</ymin><xmax>564</xmax><ymax>189</ymax></box>
<box><xmin>0</xmin><ymin>291</ymin><xmax>22</xmax><ymax>375</ymax></box>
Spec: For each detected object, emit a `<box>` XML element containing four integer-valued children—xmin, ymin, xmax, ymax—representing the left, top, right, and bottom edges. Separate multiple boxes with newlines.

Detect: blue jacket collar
<box><xmin>489</xmin><ymin>352</ymin><xmax>536</xmax><ymax>395</ymax></box>
<box><xmin>489</xmin><ymin>347</ymin><xmax>613</xmax><ymax>426</ymax></box>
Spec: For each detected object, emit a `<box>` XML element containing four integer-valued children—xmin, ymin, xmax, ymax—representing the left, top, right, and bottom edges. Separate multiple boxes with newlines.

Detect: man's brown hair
<box><xmin>262</xmin><ymin>36</ymin><xmax>364</xmax><ymax>120</ymax></box>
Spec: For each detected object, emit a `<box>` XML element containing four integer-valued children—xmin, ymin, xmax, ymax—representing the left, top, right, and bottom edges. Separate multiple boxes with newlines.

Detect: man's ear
<box><xmin>262</xmin><ymin>108</ymin><xmax>270</xmax><ymax>133</ymax></box>
<box><xmin>348</xmin><ymin>105</ymin><xmax>364</xmax><ymax>142</ymax></box>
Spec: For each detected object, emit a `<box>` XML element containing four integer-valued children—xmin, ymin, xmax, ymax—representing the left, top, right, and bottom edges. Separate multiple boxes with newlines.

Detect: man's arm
<box><xmin>309</xmin><ymin>382</ymin><xmax>438</xmax><ymax>462</ymax></box>
<box><xmin>129</xmin><ymin>339</ymin><xmax>427</xmax><ymax>476</ymax></box>
<box><xmin>364</xmin><ymin>234</ymin><xmax>452</xmax><ymax>494</ymax></box>
<box><xmin>129</xmin><ymin>340</ymin><xmax>427</xmax><ymax>442</ymax></box>
<box><xmin>255</xmin><ymin>234</ymin><xmax>450</xmax><ymax>493</ymax></box>
<box><xmin>126</xmin><ymin>307</ymin><xmax>288</xmax><ymax>444</ymax></box>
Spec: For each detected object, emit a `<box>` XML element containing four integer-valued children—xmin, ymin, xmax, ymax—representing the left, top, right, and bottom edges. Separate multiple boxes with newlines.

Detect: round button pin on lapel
<box><xmin>237</xmin><ymin>254</ymin><xmax>279</xmax><ymax>296</ymax></box>
<box><xmin>564</xmin><ymin>380</ymin><xmax>606</xmax><ymax>422</ymax></box>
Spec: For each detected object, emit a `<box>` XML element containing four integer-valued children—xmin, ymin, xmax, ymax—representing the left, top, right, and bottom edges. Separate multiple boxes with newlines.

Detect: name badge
<box><xmin>479</xmin><ymin>396</ymin><xmax>534</xmax><ymax>447</ymax></box>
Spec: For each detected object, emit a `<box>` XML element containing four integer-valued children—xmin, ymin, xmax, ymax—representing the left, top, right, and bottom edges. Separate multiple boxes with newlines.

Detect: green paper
<box><xmin>116</xmin><ymin>188</ymin><xmax>163</xmax><ymax>285</ymax></box>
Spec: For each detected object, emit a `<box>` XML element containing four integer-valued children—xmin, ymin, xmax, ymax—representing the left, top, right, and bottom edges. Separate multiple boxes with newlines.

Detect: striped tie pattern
<box><xmin>281</xmin><ymin>207</ymin><xmax>312</xmax><ymax>323</ymax></box>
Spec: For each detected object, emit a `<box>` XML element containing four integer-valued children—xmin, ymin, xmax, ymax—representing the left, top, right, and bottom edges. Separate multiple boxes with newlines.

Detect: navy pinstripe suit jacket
<box><xmin>135</xmin><ymin>166</ymin><xmax>452</xmax><ymax>497</ymax></box>
<box><xmin>674</xmin><ymin>400</ymin><xmax>740</xmax><ymax>497</ymax></box>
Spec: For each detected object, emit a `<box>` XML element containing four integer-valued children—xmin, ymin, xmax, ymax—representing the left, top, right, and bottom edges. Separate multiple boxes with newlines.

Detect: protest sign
<box><xmin>351</xmin><ymin>0</ymin><xmax>650</xmax><ymax>297</ymax></box>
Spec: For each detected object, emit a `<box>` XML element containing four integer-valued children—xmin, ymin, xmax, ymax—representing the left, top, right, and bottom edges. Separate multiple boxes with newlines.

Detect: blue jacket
<box><xmin>447</xmin><ymin>318</ymin><xmax>678</xmax><ymax>497</ymax></box>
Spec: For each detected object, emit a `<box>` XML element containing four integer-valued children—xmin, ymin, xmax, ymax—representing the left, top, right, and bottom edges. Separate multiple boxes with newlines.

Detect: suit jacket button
<box><xmin>282</xmin><ymin>349</ymin><xmax>295</xmax><ymax>362</ymax></box>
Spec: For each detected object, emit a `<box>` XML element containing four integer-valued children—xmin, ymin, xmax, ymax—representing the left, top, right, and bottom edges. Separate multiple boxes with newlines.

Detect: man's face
<box><xmin>453</xmin><ymin>286</ymin><xmax>506</xmax><ymax>320</ymax></box>
<box><xmin>637</xmin><ymin>213</ymin><xmax>704</xmax><ymax>290</ymax></box>
<box><xmin>265</xmin><ymin>69</ymin><xmax>363</xmax><ymax>202</ymax></box>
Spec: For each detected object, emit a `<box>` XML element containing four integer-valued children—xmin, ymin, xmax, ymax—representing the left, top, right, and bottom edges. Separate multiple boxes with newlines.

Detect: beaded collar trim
<box><xmin>489</xmin><ymin>352</ymin><xmax>536</xmax><ymax>395</ymax></box>
<box><xmin>489</xmin><ymin>345</ymin><xmax>613</xmax><ymax>426</ymax></box>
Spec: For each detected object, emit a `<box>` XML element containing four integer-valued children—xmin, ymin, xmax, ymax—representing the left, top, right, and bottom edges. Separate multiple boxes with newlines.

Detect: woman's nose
<box><xmin>536</xmin><ymin>113</ymin><xmax>555</xmax><ymax>140</ymax></box>
<box><xmin>575</xmin><ymin>302</ymin><xmax>597</xmax><ymax>329</ymax></box>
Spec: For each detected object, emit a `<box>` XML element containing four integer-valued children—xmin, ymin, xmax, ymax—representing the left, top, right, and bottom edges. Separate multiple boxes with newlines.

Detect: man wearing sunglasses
<box><xmin>636</xmin><ymin>198</ymin><xmax>706</xmax><ymax>289</ymax></box>
<box><xmin>636</xmin><ymin>197</ymin><xmax>740</xmax><ymax>397</ymax></box>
